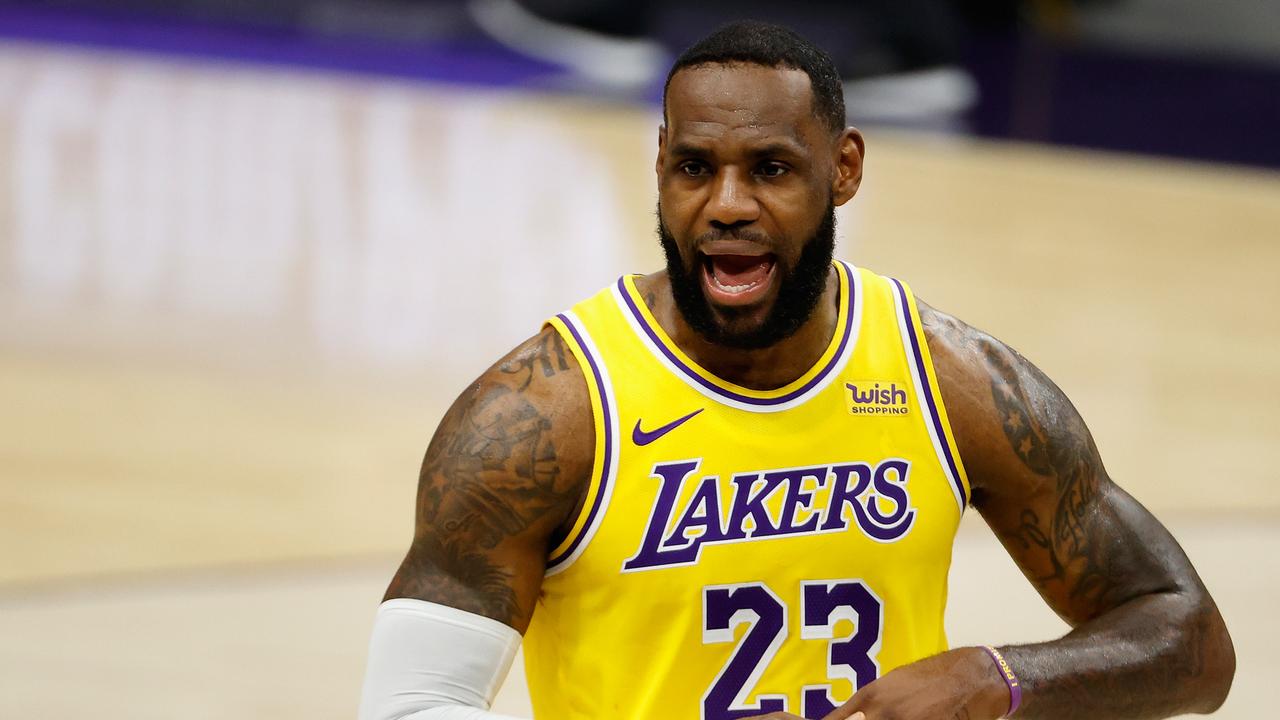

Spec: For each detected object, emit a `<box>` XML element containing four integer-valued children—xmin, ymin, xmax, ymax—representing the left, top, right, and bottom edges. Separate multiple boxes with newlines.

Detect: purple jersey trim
<box><xmin>889</xmin><ymin>278</ymin><xmax>968</xmax><ymax>508</ymax></box>
<box><xmin>546</xmin><ymin>313</ymin><xmax>614</xmax><ymax>569</ymax></box>
<box><xmin>616</xmin><ymin>262</ymin><xmax>856</xmax><ymax>408</ymax></box>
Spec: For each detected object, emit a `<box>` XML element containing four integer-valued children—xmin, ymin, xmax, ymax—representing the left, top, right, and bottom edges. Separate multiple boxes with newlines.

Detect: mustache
<box><xmin>691</xmin><ymin>227</ymin><xmax>778</xmax><ymax>251</ymax></box>
<box><xmin>655</xmin><ymin>200</ymin><xmax>777</xmax><ymax>251</ymax></box>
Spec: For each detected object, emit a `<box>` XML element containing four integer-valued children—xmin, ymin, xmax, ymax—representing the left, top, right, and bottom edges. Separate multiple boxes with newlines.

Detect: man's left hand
<box><xmin>744</xmin><ymin>647</ymin><xmax>1009</xmax><ymax>720</ymax></box>
<box><xmin>821</xmin><ymin>647</ymin><xmax>1009</xmax><ymax>720</ymax></box>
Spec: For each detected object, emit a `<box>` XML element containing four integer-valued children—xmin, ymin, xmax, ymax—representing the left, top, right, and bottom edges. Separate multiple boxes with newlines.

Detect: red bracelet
<box><xmin>980</xmin><ymin>645</ymin><xmax>1022</xmax><ymax>717</ymax></box>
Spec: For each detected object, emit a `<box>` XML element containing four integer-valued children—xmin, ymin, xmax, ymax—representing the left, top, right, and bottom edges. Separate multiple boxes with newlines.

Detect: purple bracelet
<box><xmin>980</xmin><ymin>645</ymin><xmax>1022</xmax><ymax>717</ymax></box>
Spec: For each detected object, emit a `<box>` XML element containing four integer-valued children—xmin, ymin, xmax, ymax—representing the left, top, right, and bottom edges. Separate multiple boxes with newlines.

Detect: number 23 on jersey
<box><xmin>702</xmin><ymin>579</ymin><xmax>884</xmax><ymax>720</ymax></box>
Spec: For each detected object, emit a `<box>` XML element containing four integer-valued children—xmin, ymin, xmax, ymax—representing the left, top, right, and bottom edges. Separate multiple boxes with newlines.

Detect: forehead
<box><xmin>665</xmin><ymin>64</ymin><xmax>822</xmax><ymax>147</ymax></box>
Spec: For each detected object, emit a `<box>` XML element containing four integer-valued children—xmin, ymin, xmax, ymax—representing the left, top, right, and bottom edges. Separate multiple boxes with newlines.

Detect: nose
<box><xmin>707</xmin><ymin>167</ymin><xmax>759</xmax><ymax>230</ymax></box>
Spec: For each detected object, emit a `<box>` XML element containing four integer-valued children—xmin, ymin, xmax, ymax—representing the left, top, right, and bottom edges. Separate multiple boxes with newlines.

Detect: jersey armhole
<box><xmin>543</xmin><ymin>311</ymin><xmax>620</xmax><ymax>575</ymax></box>
<box><xmin>887</xmin><ymin>277</ymin><xmax>972</xmax><ymax>512</ymax></box>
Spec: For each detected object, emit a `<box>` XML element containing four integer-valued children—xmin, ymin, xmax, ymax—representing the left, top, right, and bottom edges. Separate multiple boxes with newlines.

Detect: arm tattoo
<box><xmin>922</xmin><ymin>303</ymin><xmax>1232</xmax><ymax>717</ymax></box>
<box><xmin>386</xmin><ymin>330</ymin><xmax>583</xmax><ymax>625</ymax></box>
<box><xmin>972</xmin><ymin>338</ymin><xmax>1233</xmax><ymax>717</ymax></box>
<box><xmin>499</xmin><ymin>327</ymin><xmax>571</xmax><ymax>389</ymax></box>
<box><xmin>983</xmin><ymin>344</ymin><xmax>1121</xmax><ymax>616</ymax></box>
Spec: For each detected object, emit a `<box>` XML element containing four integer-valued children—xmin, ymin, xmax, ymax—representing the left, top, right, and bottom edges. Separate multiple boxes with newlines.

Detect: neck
<box><xmin>636</xmin><ymin>266</ymin><xmax>840</xmax><ymax>391</ymax></box>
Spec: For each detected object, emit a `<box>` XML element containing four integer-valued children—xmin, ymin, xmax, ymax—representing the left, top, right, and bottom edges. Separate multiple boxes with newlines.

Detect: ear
<box><xmin>831</xmin><ymin>127</ymin><xmax>865</xmax><ymax>206</ymax></box>
<box><xmin>656</xmin><ymin>124</ymin><xmax>667</xmax><ymax>178</ymax></box>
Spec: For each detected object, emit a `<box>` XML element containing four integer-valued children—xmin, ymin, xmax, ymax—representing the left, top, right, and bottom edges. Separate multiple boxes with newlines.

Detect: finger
<box><xmin>821</xmin><ymin>706</ymin><xmax>865</xmax><ymax>720</ymax></box>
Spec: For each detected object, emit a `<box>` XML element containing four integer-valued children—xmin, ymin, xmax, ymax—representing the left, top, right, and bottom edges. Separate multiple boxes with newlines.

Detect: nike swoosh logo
<box><xmin>632</xmin><ymin>408</ymin><xmax>704</xmax><ymax>446</ymax></box>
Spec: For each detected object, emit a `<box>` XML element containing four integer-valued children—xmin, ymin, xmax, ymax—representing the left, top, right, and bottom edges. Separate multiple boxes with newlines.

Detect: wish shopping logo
<box><xmin>844</xmin><ymin>380</ymin><xmax>910</xmax><ymax>416</ymax></box>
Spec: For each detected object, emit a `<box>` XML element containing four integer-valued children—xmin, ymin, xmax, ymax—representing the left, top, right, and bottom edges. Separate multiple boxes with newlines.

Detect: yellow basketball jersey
<box><xmin>523</xmin><ymin>262</ymin><xmax>970</xmax><ymax>720</ymax></box>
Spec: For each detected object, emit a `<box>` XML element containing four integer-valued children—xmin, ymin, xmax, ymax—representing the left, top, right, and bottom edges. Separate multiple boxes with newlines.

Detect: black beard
<box><xmin>657</xmin><ymin>202</ymin><xmax>836</xmax><ymax>350</ymax></box>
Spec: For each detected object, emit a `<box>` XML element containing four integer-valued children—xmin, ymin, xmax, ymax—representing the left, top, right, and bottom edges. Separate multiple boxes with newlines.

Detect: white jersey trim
<box><xmin>889</xmin><ymin>278</ymin><xmax>967</xmax><ymax>514</ymax></box>
<box><xmin>544</xmin><ymin>309</ymin><xmax>621</xmax><ymax>577</ymax></box>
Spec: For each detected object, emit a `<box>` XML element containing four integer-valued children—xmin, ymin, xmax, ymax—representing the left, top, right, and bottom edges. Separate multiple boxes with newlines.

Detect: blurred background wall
<box><xmin>1</xmin><ymin>1</ymin><xmax>1277</xmax><ymax>718</ymax></box>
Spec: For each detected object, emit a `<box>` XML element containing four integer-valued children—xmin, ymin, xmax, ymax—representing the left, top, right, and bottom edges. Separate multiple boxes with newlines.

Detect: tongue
<box><xmin>711</xmin><ymin>255</ymin><xmax>773</xmax><ymax>288</ymax></box>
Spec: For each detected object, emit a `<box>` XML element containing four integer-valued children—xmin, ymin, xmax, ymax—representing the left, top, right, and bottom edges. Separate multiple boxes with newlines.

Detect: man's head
<box><xmin>657</xmin><ymin>21</ymin><xmax>864</xmax><ymax>350</ymax></box>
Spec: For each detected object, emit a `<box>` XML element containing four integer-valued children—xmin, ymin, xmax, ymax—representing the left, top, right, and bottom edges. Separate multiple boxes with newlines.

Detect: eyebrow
<box><xmin>669</xmin><ymin>142</ymin><xmax>712</xmax><ymax>159</ymax></box>
<box><xmin>668</xmin><ymin>139</ymin><xmax>807</xmax><ymax>160</ymax></box>
<box><xmin>744</xmin><ymin>141</ymin><xmax>805</xmax><ymax>160</ymax></box>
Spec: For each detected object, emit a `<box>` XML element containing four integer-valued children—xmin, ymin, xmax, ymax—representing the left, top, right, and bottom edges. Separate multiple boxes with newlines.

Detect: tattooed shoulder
<box><xmin>920</xmin><ymin>302</ymin><xmax>1090</xmax><ymax>493</ymax></box>
<box><xmin>921</xmin><ymin>301</ymin><xmax>1128</xmax><ymax>620</ymax></box>
<box><xmin>498</xmin><ymin>325</ymin><xmax>574</xmax><ymax>390</ymax></box>
<box><xmin>385</xmin><ymin>327</ymin><xmax>594</xmax><ymax>628</ymax></box>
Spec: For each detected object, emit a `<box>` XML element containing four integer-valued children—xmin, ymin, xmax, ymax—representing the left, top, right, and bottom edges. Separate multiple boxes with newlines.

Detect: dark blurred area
<box><xmin>2</xmin><ymin>0</ymin><xmax>1278</xmax><ymax>169</ymax></box>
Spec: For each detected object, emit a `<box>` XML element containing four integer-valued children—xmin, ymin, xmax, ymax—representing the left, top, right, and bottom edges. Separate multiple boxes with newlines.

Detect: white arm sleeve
<box><xmin>358</xmin><ymin>598</ymin><xmax>525</xmax><ymax>720</ymax></box>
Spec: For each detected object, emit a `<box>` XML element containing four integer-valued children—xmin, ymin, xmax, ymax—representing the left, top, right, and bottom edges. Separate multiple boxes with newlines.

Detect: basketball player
<box><xmin>359</xmin><ymin>21</ymin><xmax>1234</xmax><ymax>720</ymax></box>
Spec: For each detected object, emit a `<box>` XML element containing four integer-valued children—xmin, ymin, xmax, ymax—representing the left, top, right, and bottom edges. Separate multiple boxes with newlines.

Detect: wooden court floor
<box><xmin>1</xmin><ymin>43</ymin><xmax>1277</xmax><ymax>718</ymax></box>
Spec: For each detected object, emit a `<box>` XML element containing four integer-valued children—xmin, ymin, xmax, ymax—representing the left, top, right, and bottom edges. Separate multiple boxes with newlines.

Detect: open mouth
<box><xmin>700</xmin><ymin>253</ymin><xmax>776</xmax><ymax>306</ymax></box>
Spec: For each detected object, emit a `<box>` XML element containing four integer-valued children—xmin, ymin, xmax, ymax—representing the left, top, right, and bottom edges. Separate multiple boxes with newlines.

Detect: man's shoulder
<box><xmin>914</xmin><ymin>299</ymin><xmax>1023</xmax><ymax>470</ymax></box>
<box><xmin>494</xmin><ymin>325</ymin><xmax>588</xmax><ymax>389</ymax></box>
<box><xmin>914</xmin><ymin>299</ymin><xmax>1038</xmax><ymax>406</ymax></box>
<box><xmin>916</xmin><ymin>299</ymin><xmax>996</xmax><ymax>381</ymax></box>
<box><xmin>464</xmin><ymin>325</ymin><xmax>596</xmax><ymax>466</ymax></box>
<box><xmin>467</xmin><ymin>325</ymin><xmax>594</xmax><ymax>423</ymax></box>
<box><xmin>424</xmin><ymin>327</ymin><xmax>596</xmax><ymax>532</ymax></box>
<box><xmin>914</xmin><ymin>297</ymin><xmax>1089</xmax><ymax>504</ymax></box>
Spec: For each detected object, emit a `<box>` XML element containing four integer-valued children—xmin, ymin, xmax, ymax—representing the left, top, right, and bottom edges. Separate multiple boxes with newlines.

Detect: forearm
<box><xmin>999</xmin><ymin>590</ymin><xmax>1234</xmax><ymax>719</ymax></box>
<box><xmin>359</xmin><ymin>599</ymin><xmax>526</xmax><ymax>720</ymax></box>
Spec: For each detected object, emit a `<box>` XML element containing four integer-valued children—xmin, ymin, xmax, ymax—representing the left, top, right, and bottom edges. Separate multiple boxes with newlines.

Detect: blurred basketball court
<box><xmin>1</xmin><ymin>39</ymin><xmax>1277</xmax><ymax>718</ymax></box>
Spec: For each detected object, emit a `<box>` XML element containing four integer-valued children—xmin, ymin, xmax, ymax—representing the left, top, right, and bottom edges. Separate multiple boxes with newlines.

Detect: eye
<box><xmin>679</xmin><ymin>161</ymin><xmax>709</xmax><ymax>177</ymax></box>
<box><xmin>756</xmin><ymin>161</ymin><xmax>789</xmax><ymax>178</ymax></box>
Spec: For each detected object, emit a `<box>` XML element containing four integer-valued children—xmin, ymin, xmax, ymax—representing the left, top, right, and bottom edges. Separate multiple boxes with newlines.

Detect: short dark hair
<box><xmin>663</xmin><ymin>21</ymin><xmax>846</xmax><ymax>134</ymax></box>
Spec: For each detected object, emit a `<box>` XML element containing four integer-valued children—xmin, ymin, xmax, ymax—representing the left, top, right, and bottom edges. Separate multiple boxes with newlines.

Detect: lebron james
<box><xmin>359</xmin><ymin>21</ymin><xmax>1234</xmax><ymax>720</ymax></box>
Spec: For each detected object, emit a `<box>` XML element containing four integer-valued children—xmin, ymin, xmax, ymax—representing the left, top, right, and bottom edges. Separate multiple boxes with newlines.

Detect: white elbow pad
<box><xmin>359</xmin><ymin>598</ymin><xmax>524</xmax><ymax>720</ymax></box>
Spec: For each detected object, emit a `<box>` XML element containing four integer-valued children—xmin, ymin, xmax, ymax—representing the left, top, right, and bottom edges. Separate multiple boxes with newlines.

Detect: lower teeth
<box><xmin>716</xmin><ymin>278</ymin><xmax>755</xmax><ymax>292</ymax></box>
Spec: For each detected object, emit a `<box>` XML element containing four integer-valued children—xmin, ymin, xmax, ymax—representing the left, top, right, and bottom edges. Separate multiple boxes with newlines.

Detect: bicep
<box><xmin>927</xmin><ymin>309</ymin><xmax>1203</xmax><ymax>625</ymax></box>
<box><xmin>384</xmin><ymin>329</ymin><xmax>592</xmax><ymax>632</ymax></box>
